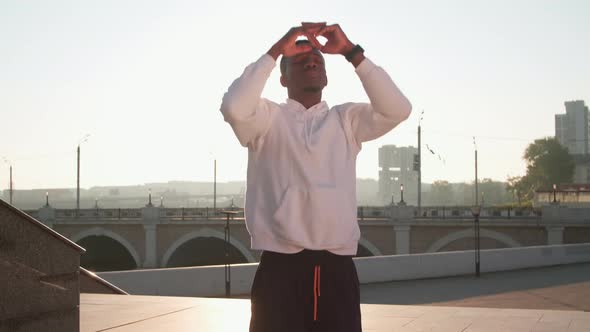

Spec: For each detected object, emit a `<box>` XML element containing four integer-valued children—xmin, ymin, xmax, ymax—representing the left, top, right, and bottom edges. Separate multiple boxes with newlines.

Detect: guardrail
<box><xmin>415</xmin><ymin>206</ymin><xmax>541</xmax><ymax>219</ymax></box>
<box><xmin>54</xmin><ymin>208</ymin><xmax>143</xmax><ymax>219</ymax></box>
<box><xmin>39</xmin><ymin>206</ymin><xmax>544</xmax><ymax>221</ymax></box>
<box><xmin>97</xmin><ymin>243</ymin><xmax>590</xmax><ymax>297</ymax></box>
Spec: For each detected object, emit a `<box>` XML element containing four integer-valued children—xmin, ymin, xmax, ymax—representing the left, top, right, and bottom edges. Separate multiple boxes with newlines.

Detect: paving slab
<box><xmin>81</xmin><ymin>263</ymin><xmax>590</xmax><ymax>331</ymax></box>
<box><xmin>360</xmin><ymin>263</ymin><xmax>590</xmax><ymax>311</ymax></box>
<box><xmin>81</xmin><ymin>293</ymin><xmax>590</xmax><ymax>332</ymax></box>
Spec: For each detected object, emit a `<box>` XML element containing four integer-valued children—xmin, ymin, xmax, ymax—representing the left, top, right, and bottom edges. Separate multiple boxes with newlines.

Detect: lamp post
<box><xmin>473</xmin><ymin>137</ymin><xmax>478</xmax><ymax>207</ymax></box>
<box><xmin>472</xmin><ymin>137</ymin><xmax>480</xmax><ymax>277</ymax></box>
<box><xmin>214</xmin><ymin>159</ymin><xmax>217</xmax><ymax>212</ymax></box>
<box><xmin>2</xmin><ymin>157</ymin><xmax>12</xmax><ymax>205</ymax></box>
<box><xmin>221</xmin><ymin>210</ymin><xmax>239</xmax><ymax>297</ymax></box>
<box><xmin>471</xmin><ymin>205</ymin><xmax>481</xmax><ymax>277</ymax></box>
<box><xmin>45</xmin><ymin>191</ymin><xmax>50</xmax><ymax>207</ymax></box>
<box><xmin>147</xmin><ymin>188</ymin><xmax>153</xmax><ymax>207</ymax></box>
<box><xmin>77</xmin><ymin>134</ymin><xmax>90</xmax><ymax>215</ymax></box>
<box><xmin>399</xmin><ymin>183</ymin><xmax>406</xmax><ymax>205</ymax></box>
<box><xmin>418</xmin><ymin>110</ymin><xmax>424</xmax><ymax>214</ymax></box>
<box><xmin>552</xmin><ymin>184</ymin><xmax>557</xmax><ymax>203</ymax></box>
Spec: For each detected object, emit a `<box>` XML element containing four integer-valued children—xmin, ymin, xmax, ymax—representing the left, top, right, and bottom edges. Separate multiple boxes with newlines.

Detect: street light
<box><xmin>399</xmin><ymin>183</ymin><xmax>406</xmax><ymax>206</ymax></box>
<box><xmin>147</xmin><ymin>188</ymin><xmax>153</xmax><ymax>207</ymax></box>
<box><xmin>470</xmin><ymin>205</ymin><xmax>481</xmax><ymax>277</ymax></box>
<box><xmin>472</xmin><ymin>136</ymin><xmax>481</xmax><ymax>278</ymax></box>
<box><xmin>209</xmin><ymin>152</ymin><xmax>217</xmax><ymax>212</ymax></box>
<box><xmin>221</xmin><ymin>210</ymin><xmax>239</xmax><ymax>297</ymax></box>
<box><xmin>473</xmin><ymin>137</ymin><xmax>478</xmax><ymax>206</ymax></box>
<box><xmin>1</xmin><ymin>157</ymin><xmax>13</xmax><ymax>205</ymax></box>
<box><xmin>552</xmin><ymin>184</ymin><xmax>557</xmax><ymax>203</ymax></box>
<box><xmin>214</xmin><ymin>159</ymin><xmax>217</xmax><ymax>211</ymax></box>
<box><xmin>77</xmin><ymin>134</ymin><xmax>90</xmax><ymax>215</ymax></box>
<box><xmin>417</xmin><ymin>110</ymin><xmax>424</xmax><ymax>214</ymax></box>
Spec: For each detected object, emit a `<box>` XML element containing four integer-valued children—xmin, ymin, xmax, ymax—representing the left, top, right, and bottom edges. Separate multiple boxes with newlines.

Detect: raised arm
<box><xmin>220</xmin><ymin>26</ymin><xmax>319</xmax><ymax>147</ymax></box>
<box><xmin>311</xmin><ymin>23</ymin><xmax>412</xmax><ymax>145</ymax></box>
<box><xmin>347</xmin><ymin>57</ymin><xmax>412</xmax><ymax>145</ymax></box>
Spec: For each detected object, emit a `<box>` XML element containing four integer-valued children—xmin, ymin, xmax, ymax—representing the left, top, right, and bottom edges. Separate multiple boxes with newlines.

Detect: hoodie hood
<box><xmin>284</xmin><ymin>99</ymin><xmax>330</xmax><ymax>151</ymax></box>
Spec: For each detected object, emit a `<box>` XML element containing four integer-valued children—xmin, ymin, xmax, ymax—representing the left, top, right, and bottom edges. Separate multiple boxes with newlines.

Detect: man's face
<box><xmin>282</xmin><ymin>49</ymin><xmax>327</xmax><ymax>92</ymax></box>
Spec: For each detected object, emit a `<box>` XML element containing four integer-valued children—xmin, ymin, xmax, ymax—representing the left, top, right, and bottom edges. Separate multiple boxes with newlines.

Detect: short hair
<box><xmin>280</xmin><ymin>39</ymin><xmax>313</xmax><ymax>76</ymax></box>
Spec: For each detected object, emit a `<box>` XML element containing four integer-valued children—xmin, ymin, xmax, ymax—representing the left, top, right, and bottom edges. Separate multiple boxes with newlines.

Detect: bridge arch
<box><xmin>426</xmin><ymin>228</ymin><xmax>522</xmax><ymax>253</ymax></box>
<box><xmin>357</xmin><ymin>237</ymin><xmax>382</xmax><ymax>256</ymax></box>
<box><xmin>70</xmin><ymin>227</ymin><xmax>141</xmax><ymax>270</ymax></box>
<box><xmin>161</xmin><ymin>228</ymin><xmax>256</xmax><ymax>267</ymax></box>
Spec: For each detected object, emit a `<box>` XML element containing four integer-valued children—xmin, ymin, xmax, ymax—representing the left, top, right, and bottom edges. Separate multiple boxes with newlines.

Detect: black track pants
<box><xmin>249</xmin><ymin>250</ymin><xmax>362</xmax><ymax>332</ymax></box>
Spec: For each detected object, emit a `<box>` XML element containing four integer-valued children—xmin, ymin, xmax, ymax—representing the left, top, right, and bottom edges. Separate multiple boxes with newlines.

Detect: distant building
<box><xmin>573</xmin><ymin>155</ymin><xmax>590</xmax><ymax>184</ymax></box>
<box><xmin>555</xmin><ymin>100</ymin><xmax>590</xmax><ymax>155</ymax></box>
<box><xmin>555</xmin><ymin>100</ymin><xmax>590</xmax><ymax>183</ymax></box>
<box><xmin>378</xmin><ymin>145</ymin><xmax>418</xmax><ymax>205</ymax></box>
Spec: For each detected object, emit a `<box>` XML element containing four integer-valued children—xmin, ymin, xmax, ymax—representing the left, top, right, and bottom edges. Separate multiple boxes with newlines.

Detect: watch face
<box><xmin>346</xmin><ymin>45</ymin><xmax>363</xmax><ymax>61</ymax></box>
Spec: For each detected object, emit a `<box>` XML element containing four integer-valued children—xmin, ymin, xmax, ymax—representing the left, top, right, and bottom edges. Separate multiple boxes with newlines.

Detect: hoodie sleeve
<box><xmin>220</xmin><ymin>54</ymin><xmax>277</xmax><ymax>147</ymax></box>
<box><xmin>342</xmin><ymin>58</ymin><xmax>412</xmax><ymax>147</ymax></box>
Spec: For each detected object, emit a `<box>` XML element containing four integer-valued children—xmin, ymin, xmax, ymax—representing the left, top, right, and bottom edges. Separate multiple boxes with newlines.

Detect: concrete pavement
<box><xmin>81</xmin><ymin>263</ymin><xmax>590</xmax><ymax>331</ymax></box>
<box><xmin>81</xmin><ymin>293</ymin><xmax>590</xmax><ymax>331</ymax></box>
<box><xmin>360</xmin><ymin>263</ymin><xmax>590</xmax><ymax>311</ymax></box>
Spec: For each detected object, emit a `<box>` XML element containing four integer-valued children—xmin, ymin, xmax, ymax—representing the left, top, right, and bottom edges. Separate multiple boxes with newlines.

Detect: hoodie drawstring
<box><xmin>304</xmin><ymin>112</ymin><xmax>318</xmax><ymax>152</ymax></box>
<box><xmin>313</xmin><ymin>264</ymin><xmax>321</xmax><ymax>321</ymax></box>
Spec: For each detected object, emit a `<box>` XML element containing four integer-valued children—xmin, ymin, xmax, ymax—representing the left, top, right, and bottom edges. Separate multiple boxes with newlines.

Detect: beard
<box><xmin>303</xmin><ymin>86</ymin><xmax>323</xmax><ymax>93</ymax></box>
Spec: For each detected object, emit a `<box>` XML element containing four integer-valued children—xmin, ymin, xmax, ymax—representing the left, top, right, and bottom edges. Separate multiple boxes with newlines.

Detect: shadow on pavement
<box><xmin>359</xmin><ymin>263</ymin><xmax>590</xmax><ymax>308</ymax></box>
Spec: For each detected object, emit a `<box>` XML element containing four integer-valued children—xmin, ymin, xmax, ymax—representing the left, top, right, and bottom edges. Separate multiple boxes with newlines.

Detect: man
<box><xmin>220</xmin><ymin>23</ymin><xmax>411</xmax><ymax>332</ymax></box>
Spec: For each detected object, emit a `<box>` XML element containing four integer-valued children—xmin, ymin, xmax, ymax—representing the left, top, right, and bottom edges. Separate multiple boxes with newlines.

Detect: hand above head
<box><xmin>267</xmin><ymin>23</ymin><xmax>326</xmax><ymax>60</ymax></box>
<box><xmin>314</xmin><ymin>24</ymin><xmax>355</xmax><ymax>56</ymax></box>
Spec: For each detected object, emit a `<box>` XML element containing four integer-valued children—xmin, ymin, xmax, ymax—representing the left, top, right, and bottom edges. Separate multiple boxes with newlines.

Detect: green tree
<box><xmin>430</xmin><ymin>180</ymin><xmax>453</xmax><ymax>205</ymax></box>
<box><xmin>479</xmin><ymin>178</ymin><xmax>511</xmax><ymax>205</ymax></box>
<box><xmin>512</xmin><ymin>137</ymin><xmax>574</xmax><ymax>200</ymax></box>
<box><xmin>506</xmin><ymin>175</ymin><xmax>526</xmax><ymax>206</ymax></box>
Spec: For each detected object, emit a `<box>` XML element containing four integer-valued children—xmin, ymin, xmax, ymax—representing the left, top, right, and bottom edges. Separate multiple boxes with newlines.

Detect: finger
<box><xmin>301</xmin><ymin>22</ymin><xmax>326</xmax><ymax>30</ymax></box>
<box><xmin>320</xmin><ymin>45</ymin><xmax>337</xmax><ymax>54</ymax></box>
<box><xmin>301</xmin><ymin>23</ymin><xmax>324</xmax><ymax>37</ymax></box>
<box><xmin>286</xmin><ymin>26</ymin><xmax>308</xmax><ymax>42</ymax></box>
<box><xmin>305</xmin><ymin>33</ymin><xmax>323</xmax><ymax>49</ymax></box>
<box><xmin>301</xmin><ymin>21</ymin><xmax>326</xmax><ymax>26</ymax></box>
<box><xmin>292</xmin><ymin>43</ymin><xmax>313</xmax><ymax>56</ymax></box>
<box><xmin>317</xmin><ymin>25</ymin><xmax>336</xmax><ymax>38</ymax></box>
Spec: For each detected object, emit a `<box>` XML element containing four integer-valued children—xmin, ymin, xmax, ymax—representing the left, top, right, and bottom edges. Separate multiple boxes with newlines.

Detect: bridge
<box><xmin>28</xmin><ymin>204</ymin><xmax>590</xmax><ymax>271</ymax></box>
<box><xmin>4</xmin><ymin>197</ymin><xmax>589</xmax><ymax>331</ymax></box>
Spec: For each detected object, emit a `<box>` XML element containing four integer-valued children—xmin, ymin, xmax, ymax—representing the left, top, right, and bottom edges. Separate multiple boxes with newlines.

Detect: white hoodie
<box><xmin>220</xmin><ymin>54</ymin><xmax>411</xmax><ymax>255</ymax></box>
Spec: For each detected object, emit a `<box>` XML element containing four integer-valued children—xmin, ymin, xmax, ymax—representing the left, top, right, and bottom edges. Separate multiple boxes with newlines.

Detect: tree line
<box><xmin>425</xmin><ymin>137</ymin><xmax>574</xmax><ymax>207</ymax></box>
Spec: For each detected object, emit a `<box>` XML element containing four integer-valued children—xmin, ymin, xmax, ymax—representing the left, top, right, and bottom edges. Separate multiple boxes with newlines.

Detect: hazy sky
<box><xmin>1</xmin><ymin>0</ymin><xmax>589</xmax><ymax>190</ymax></box>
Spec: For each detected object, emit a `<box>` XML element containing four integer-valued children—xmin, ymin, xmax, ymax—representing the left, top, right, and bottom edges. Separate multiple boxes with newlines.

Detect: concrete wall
<box><xmin>0</xmin><ymin>201</ymin><xmax>84</xmax><ymax>332</ymax></box>
<box><xmin>79</xmin><ymin>268</ymin><xmax>128</xmax><ymax>295</ymax></box>
<box><xmin>565</xmin><ymin>227</ymin><xmax>590</xmax><ymax>244</ymax></box>
<box><xmin>356</xmin><ymin>243</ymin><xmax>590</xmax><ymax>284</ymax></box>
<box><xmin>98</xmin><ymin>243</ymin><xmax>590</xmax><ymax>298</ymax></box>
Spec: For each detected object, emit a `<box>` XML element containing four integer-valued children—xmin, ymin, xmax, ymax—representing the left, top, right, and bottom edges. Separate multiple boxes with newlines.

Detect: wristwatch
<box><xmin>345</xmin><ymin>44</ymin><xmax>364</xmax><ymax>62</ymax></box>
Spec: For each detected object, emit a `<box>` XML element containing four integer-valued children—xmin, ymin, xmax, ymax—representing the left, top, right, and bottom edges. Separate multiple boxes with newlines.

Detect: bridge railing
<box><xmin>357</xmin><ymin>206</ymin><xmax>392</xmax><ymax>219</ymax></box>
<box><xmin>414</xmin><ymin>206</ymin><xmax>541</xmax><ymax>219</ymax></box>
<box><xmin>158</xmin><ymin>207</ymin><xmax>244</xmax><ymax>220</ymax></box>
<box><xmin>44</xmin><ymin>206</ymin><xmax>542</xmax><ymax>221</ymax></box>
<box><xmin>54</xmin><ymin>208</ymin><xmax>143</xmax><ymax>219</ymax></box>
<box><xmin>355</xmin><ymin>206</ymin><xmax>542</xmax><ymax>220</ymax></box>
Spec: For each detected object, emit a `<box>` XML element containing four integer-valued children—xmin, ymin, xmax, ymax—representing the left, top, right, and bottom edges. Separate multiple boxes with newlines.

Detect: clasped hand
<box><xmin>268</xmin><ymin>22</ymin><xmax>355</xmax><ymax>59</ymax></box>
